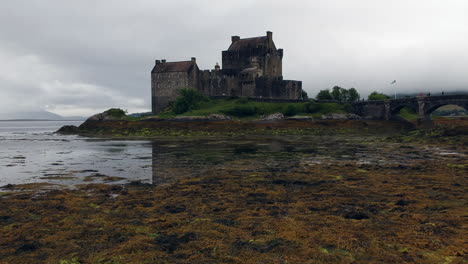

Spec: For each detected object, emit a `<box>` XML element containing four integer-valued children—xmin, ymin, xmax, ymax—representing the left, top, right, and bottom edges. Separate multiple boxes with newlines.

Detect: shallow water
<box><xmin>0</xmin><ymin>121</ymin><xmax>464</xmax><ymax>188</ymax></box>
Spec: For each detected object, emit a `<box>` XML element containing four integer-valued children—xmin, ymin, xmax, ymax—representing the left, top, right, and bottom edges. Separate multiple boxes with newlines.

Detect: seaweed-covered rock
<box><xmin>56</xmin><ymin>125</ymin><xmax>79</xmax><ymax>134</ymax></box>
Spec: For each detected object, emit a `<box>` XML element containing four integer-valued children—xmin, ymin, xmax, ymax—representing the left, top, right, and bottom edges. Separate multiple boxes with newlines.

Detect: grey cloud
<box><xmin>0</xmin><ymin>0</ymin><xmax>467</xmax><ymax>115</ymax></box>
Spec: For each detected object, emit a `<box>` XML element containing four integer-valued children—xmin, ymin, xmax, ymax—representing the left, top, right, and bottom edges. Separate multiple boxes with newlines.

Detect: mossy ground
<box><xmin>0</xmin><ymin>157</ymin><xmax>466</xmax><ymax>263</ymax></box>
<box><xmin>1</xmin><ymin>119</ymin><xmax>466</xmax><ymax>263</ymax></box>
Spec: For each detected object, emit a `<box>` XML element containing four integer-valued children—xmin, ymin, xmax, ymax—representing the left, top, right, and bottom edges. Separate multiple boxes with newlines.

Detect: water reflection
<box><xmin>150</xmin><ymin>137</ymin><xmax>303</xmax><ymax>185</ymax></box>
<box><xmin>1</xmin><ymin>129</ymin><xmax>462</xmax><ymax>188</ymax></box>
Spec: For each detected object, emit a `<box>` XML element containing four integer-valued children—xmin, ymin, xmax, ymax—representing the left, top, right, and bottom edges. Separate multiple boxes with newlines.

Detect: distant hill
<box><xmin>0</xmin><ymin>111</ymin><xmax>86</xmax><ymax>121</ymax></box>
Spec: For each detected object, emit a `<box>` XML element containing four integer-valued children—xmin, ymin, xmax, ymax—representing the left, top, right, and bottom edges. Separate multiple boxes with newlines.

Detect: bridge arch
<box><xmin>390</xmin><ymin>104</ymin><xmax>418</xmax><ymax>116</ymax></box>
<box><xmin>424</xmin><ymin>102</ymin><xmax>468</xmax><ymax>116</ymax></box>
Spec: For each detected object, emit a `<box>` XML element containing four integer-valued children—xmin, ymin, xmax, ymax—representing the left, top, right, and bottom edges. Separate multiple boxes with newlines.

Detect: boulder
<box><xmin>262</xmin><ymin>113</ymin><xmax>285</xmax><ymax>120</ymax></box>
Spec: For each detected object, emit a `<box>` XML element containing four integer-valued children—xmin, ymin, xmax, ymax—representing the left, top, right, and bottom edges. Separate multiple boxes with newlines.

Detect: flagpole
<box><xmin>390</xmin><ymin>80</ymin><xmax>397</xmax><ymax>99</ymax></box>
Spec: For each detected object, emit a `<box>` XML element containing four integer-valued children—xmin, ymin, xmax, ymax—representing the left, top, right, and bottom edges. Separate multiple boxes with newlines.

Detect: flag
<box><xmin>390</xmin><ymin>80</ymin><xmax>396</xmax><ymax>84</ymax></box>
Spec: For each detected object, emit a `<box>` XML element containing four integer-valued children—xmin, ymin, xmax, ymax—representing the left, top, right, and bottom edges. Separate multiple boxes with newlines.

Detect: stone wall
<box><xmin>151</xmin><ymin>71</ymin><xmax>194</xmax><ymax>113</ymax></box>
<box><xmin>196</xmin><ymin>73</ymin><xmax>302</xmax><ymax>100</ymax></box>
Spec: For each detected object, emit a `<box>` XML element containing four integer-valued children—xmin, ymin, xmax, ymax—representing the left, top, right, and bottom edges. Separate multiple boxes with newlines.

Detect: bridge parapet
<box><xmin>351</xmin><ymin>94</ymin><xmax>468</xmax><ymax>120</ymax></box>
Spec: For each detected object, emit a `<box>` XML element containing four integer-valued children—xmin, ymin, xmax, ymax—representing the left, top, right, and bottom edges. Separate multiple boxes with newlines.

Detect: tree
<box><xmin>173</xmin><ymin>88</ymin><xmax>209</xmax><ymax>114</ymax></box>
<box><xmin>317</xmin><ymin>86</ymin><xmax>361</xmax><ymax>102</ymax></box>
<box><xmin>331</xmin><ymin>86</ymin><xmax>343</xmax><ymax>101</ymax></box>
<box><xmin>368</xmin><ymin>91</ymin><xmax>390</xmax><ymax>101</ymax></box>
<box><xmin>316</xmin><ymin>89</ymin><xmax>333</xmax><ymax>100</ymax></box>
<box><xmin>348</xmin><ymin>88</ymin><xmax>360</xmax><ymax>102</ymax></box>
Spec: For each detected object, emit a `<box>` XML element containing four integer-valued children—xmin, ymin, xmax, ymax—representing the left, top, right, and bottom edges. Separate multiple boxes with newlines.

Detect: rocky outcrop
<box><xmin>86</xmin><ymin>113</ymin><xmax>120</xmax><ymax>122</ymax></box>
<box><xmin>56</xmin><ymin>125</ymin><xmax>80</xmax><ymax>134</ymax></box>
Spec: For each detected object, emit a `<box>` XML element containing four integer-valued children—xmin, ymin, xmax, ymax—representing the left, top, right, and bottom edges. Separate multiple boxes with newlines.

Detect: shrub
<box><xmin>173</xmin><ymin>88</ymin><xmax>209</xmax><ymax>114</ymax></box>
<box><xmin>305</xmin><ymin>102</ymin><xmax>320</xmax><ymax>113</ymax></box>
<box><xmin>237</xmin><ymin>97</ymin><xmax>250</xmax><ymax>104</ymax></box>
<box><xmin>283</xmin><ymin>104</ymin><xmax>298</xmax><ymax>116</ymax></box>
<box><xmin>343</xmin><ymin>103</ymin><xmax>353</xmax><ymax>113</ymax></box>
<box><xmin>222</xmin><ymin>105</ymin><xmax>258</xmax><ymax>117</ymax></box>
<box><xmin>104</xmin><ymin>108</ymin><xmax>127</xmax><ymax>119</ymax></box>
<box><xmin>368</xmin><ymin>91</ymin><xmax>390</xmax><ymax>100</ymax></box>
<box><xmin>317</xmin><ymin>87</ymin><xmax>360</xmax><ymax>102</ymax></box>
<box><xmin>316</xmin><ymin>89</ymin><xmax>333</xmax><ymax>100</ymax></box>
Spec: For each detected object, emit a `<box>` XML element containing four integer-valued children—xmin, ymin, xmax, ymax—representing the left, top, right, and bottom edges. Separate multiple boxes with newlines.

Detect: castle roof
<box><xmin>152</xmin><ymin>61</ymin><xmax>195</xmax><ymax>73</ymax></box>
<box><xmin>228</xmin><ymin>36</ymin><xmax>268</xmax><ymax>51</ymax></box>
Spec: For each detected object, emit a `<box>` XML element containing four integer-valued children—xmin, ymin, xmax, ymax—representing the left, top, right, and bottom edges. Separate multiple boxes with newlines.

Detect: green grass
<box><xmin>398</xmin><ymin>107</ymin><xmax>418</xmax><ymax>120</ymax></box>
<box><xmin>144</xmin><ymin>98</ymin><xmax>350</xmax><ymax>120</ymax></box>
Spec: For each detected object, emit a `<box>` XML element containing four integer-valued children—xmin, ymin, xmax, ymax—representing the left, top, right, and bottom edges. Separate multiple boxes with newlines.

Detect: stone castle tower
<box><xmin>151</xmin><ymin>31</ymin><xmax>303</xmax><ymax>113</ymax></box>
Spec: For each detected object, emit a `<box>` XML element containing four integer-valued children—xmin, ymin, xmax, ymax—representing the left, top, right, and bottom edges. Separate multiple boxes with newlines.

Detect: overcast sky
<box><xmin>1</xmin><ymin>0</ymin><xmax>467</xmax><ymax>116</ymax></box>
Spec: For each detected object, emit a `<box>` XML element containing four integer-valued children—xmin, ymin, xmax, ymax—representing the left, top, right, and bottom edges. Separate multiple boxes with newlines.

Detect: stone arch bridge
<box><xmin>352</xmin><ymin>95</ymin><xmax>468</xmax><ymax>120</ymax></box>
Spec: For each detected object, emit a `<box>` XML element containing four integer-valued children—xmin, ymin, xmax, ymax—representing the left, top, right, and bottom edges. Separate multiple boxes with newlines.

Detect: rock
<box><xmin>321</xmin><ymin>113</ymin><xmax>362</xmax><ymax>120</ymax></box>
<box><xmin>1</xmin><ymin>184</ymin><xmax>14</xmax><ymax>189</ymax></box>
<box><xmin>346</xmin><ymin>113</ymin><xmax>362</xmax><ymax>120</ymax></box>
<box><xmin>87</xmin><ymin>113</ymin><xmax>118</xmax><ymax>121</ymax></box>
<box><xmin>169</xmin><ymin>114</ymin><xmax>231</xmax><ymax>121</ymax></box>
<box><xmin>285</xmin><ymin>115</ymin><xmax>314</xmax><ymax>121</ymax></box>
<box><xmin>169</xmin><ymin>116</ymin><xmax>209</xmax><ymax>121</ymax></box>
<box><xmin>262</xmin><ymin>113</ymin><xmax>285</xmax><ymax>120</ymax></box>
<box><xmin>207</xmin><ymin>114</ymin><xmax>231</xmax><ymax>120</ymax></box>
<box><xmin>56</xmin><ymin>125</ymin><xmax>79</xmax><ymax>134</ymax></box>
<box><xmin>85</xmin><ymin>109</ymin><xmax>127</xmax><ymax>122</ymax></box>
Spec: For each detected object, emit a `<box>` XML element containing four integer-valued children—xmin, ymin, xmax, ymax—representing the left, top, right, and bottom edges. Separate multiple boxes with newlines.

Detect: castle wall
<box><xmin>198</xmin><ymin>70</ymin><xmax>240</xmax><ymax>97</ymax></box>
<box><xmin>222</xmin><ymin>49</ymin><xmax>282</xmax><ymax>77</ymax></box>
<box><xmin>251</xmin><ymin>77</ymin><xmax>302</xmax><ymax>99</ymax></box>
<box><xmin>264</xmin><ymin>50</ymin><xmax>283</xmax><ymax>77</ymax></box>
<box><xmin>151</xmin><ymin>71</ymin><xmax>191</xmax><ymax>113</ymax></box>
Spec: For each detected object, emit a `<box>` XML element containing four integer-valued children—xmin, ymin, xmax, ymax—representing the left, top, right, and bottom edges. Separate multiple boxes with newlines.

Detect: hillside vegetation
<box><xmin>154</xmin><ymin>89</ymin><xmax>351</xmax><ymax>119</ymax></box>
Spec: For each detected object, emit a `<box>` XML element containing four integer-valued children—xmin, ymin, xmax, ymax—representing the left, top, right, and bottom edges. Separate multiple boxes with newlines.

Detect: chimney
<box><xmin>267</xmin><ymin>31</ymin><xmax>272</xmax><ymax>40</ymax></box>
<box><xmin>215</xmin><ymin>62</ymin><xmax>220</xmax><ymax>71</ymax></box>
<box><xmin>161</xmin><ymin>59</ymin><xmax>166</xmax><ymax>63</ymax></box>
<box><xmin>191</xmin><ymin>57</ymin><xmax>196</xmax><ymax>64</ymax></box>
<box><xmin>155</xmin><ymin>60</ymin><xmax>161</xmax><ymax>65</ymax></box>
<box><xmin>231</xmin><ymin>36</ymin><xmax>240</xmax><ymax>43</ymax></box>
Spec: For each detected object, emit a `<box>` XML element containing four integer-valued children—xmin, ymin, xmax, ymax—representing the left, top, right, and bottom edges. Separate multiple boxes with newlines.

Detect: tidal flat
<box><xmin>0</xmin><ymin>119</ymin><xmax>466</xmax><ymax>263</ymax></box>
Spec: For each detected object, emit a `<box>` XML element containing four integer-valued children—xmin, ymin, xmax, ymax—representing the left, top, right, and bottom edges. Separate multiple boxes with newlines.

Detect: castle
<box><xmin>151</xmin><ymin>31</ymin><xmax>303</xmax><ymax>113</ymax></box>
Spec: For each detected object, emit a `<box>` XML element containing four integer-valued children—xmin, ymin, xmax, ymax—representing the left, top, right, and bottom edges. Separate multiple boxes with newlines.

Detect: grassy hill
<box><xmin>154</xmin><ymin>97</ymin><xmax>350</xmax><ymax>119</ymax></box>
